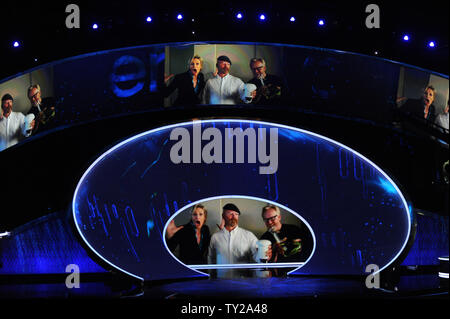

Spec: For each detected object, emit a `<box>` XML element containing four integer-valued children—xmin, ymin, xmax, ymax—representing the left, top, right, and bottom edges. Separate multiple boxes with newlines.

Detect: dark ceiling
<box><xmin>1</xmin><ymin>1</ymin><xmax>448</xmax><ymax>80</ymax></box>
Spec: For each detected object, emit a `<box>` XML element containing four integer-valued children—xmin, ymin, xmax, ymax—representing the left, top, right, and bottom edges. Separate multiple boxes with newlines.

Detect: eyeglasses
<box><xmin>251</xmin><ymin>66</ymin><xmax>264</xmax><ymax>72</ymax></box>
<box><xmin>263</xmin><ymin>215</ymin><xmax>278</xmax><ymax>223</ymax></box>
<box><xmin>29</xmin><ymin>91</ymin><xmax>40</xmax><ymax>99</ymax></box>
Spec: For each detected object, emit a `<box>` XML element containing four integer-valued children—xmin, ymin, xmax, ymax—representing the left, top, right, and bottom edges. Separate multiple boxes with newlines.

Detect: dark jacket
<box><xmin>163</xmin><ymin>71</ymin><xmax>205</xmax><ymax>106</ymax></box>
<box><xmin>167</xmin><ymin>222</ymin><xmax>211</xmax><ymax>265</ymax></box>
<box><xmin>400</xmin><ymin>98</ymin><xmax>436</xmax><ymax>123</ymax></box>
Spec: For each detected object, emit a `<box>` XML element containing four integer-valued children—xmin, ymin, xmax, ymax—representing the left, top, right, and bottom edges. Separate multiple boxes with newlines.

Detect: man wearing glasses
<box><xmin>248</xmin><ymin>58</ymin><xmax>283</xmax><ymax>105</ymax></box>
<box><xmin>27</xmin><ymin>84</ymin><xmax>56</xmax><ymax>134</ymax></box>
<box><xmin>260</xmin><ymin>205</ymin><xmax>313</xmax><ymax>263</ymax></box>
<box><xmin>202</xmin><ymin>55</ymin><xmax>255</xmax><ymax>105</ymax></box>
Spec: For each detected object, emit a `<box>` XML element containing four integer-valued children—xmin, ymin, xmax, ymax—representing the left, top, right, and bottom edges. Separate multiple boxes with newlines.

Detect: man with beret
<box><xmin>0</xmin><ymin>93</ymin><xmax>35</xmax><ymax>151</ymax></box>
<box><xmin>207</xmin><ymin>203</ymin><xmax>259</xmax><ymax>277</ymax></box>
<box><xmin>202</xmin><ymin>55</ymin><xmax>255</xmax><ymax>105</ymax></box>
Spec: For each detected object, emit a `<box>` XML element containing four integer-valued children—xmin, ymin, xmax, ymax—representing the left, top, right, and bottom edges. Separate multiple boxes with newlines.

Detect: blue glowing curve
<box><xmin>72</xmin><ymin>119</ymin><xmax>412</xmax><ymax>280</ymax></box>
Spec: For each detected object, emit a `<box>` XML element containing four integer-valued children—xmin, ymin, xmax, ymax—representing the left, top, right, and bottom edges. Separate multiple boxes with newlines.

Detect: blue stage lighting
<box><xmin>403</xmin><ymin>35</ymin><xmax>410</xmax><ymax>41</ymax></box>
<box><xmin>290</xmin><ymin>16</ymin><xmax>296</xmax><ymax>22</ymax></box>
<box><xmin>259</xmin><ymin>14</ymin><xmax>266</xmax><ymax>21</ymax></box>
<box><xmin>177</xmin><ymin>14</ymin><xmax>183</xmax><ymax>20</ymax></box>
<box><xmin>318</xmin><ymin>19</ymin><xmax>325</xmax><ymax>26</ymax></box>
<box><xmin>13</xmin><ymin>41</ymin><xmax>20</xmax><ymax>48</ymax></box>
<box><xmin>428</xmin><ymin>41</ymin><xmax>436</xmax><ymax>48</ymax></box>
<box><xmin>92</xmin><ymin>23</ymin><xmax>98</xmax><ymax>29</ymax></box>
<box><xmin>236</xmin><ymin>13</ymin><xmax>243</xmax><ymax>19</ymax></box>
<box><xmin>146</xmin><ymin>16</ymin><xmax>152</xmax><ymax>22</ymax></box>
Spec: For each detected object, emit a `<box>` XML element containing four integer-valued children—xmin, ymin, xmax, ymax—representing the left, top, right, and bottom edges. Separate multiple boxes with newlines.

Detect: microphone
<box><xmin>259</xmin><ymin>77</ymin><xmax>265</xmax><ymax>87</ymax></box>
<box><xmin>269</xmin><ymin>226</ymin><xmax>287</xmax><ymax>255</ymax></box>
<box><xmin>35</xmin><ymin>101</ymin><xmax>42</xmax><ymax>113</ymax></box>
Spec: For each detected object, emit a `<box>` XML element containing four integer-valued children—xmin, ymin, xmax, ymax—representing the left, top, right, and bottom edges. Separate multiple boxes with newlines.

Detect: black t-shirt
<box><xmin>27</xmin><ymin>97</ymin><xmax>56</xmax><ymax>133</ymax></box>
<box><xmin>163</xmin><ymin>71</ymin><xmax>205</xmax><ymax>106</ymax></box>
<box><xmin>260</xmin><ymin>223</ymin><xmax>313</xmax><ymax>262</ymax></box>
<box><xmin>167</xmin><ymin>222</ymin><xmax>211</xmax><ymax>265</ymax></box>
<box><xmin>400</xmin><ymin>98</ymin><xmax>436</xmax><ymax>123</ymax></box>
<box><xmin>248</xmin><ymin>74</ymin><xmax>283</xmax><ymax>105</ymax></box>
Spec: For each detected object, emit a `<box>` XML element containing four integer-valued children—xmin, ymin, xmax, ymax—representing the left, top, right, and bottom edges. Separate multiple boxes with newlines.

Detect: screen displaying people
<box><xmin>0</xmin><ymin>43</ymin><xmax>448</xmax><ymax>153</ymax></box>
<box><xmin>165</xmin><ymin>198</ymin><xmax>314</xmax><ymax>278</ymax></box>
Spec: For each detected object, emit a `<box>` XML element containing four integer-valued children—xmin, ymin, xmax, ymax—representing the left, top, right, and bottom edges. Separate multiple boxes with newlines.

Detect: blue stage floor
<box><xmin>0</xmin><ymin>274</ymin><xmax>447</xmax><ymax>300</ymax></box>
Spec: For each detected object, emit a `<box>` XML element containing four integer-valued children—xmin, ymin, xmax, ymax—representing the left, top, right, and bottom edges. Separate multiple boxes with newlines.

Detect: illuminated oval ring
<box><xmin>72</xmin><ymin>119</ymin><xmax>412</xmax><ymax>280</ymax></box>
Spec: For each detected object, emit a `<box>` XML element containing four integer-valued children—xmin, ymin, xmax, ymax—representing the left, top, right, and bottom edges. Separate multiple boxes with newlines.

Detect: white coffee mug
<box><xmin>24</xmin><ymin>114</ymin><xmax>35</xmax><ymax>135</ymax></box>
<box><xmin>257</xmin><ymin>239</ymin><xmax>271</xmax><ymax>262</ymax></box>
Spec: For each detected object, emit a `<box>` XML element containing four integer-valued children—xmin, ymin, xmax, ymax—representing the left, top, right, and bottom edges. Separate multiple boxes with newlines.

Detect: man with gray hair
<box><xmin>260</xmin><ymin>204</ymin><xmax>313</xmax><ymax>263</ymax></box>
<box><xmin>27</xmin><ymin>84</ymin><xmax>56</xmax><ymax>133</ymax></box>
<box><xmin>248</xmin><ymin>58</ymin><xmax>284</xmax><ymax>105</ymax></box>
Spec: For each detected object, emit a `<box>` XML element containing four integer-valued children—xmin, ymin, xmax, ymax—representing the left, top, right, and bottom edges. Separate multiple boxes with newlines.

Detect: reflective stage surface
<box><xmin>0</xmin><ymin>272</ymin><xmax>447</xmax><ymax>300</ymax></box>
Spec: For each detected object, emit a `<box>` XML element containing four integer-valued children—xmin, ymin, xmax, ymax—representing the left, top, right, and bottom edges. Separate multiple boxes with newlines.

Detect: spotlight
<box><xmin>318</xmin><ymin>19</ymin><xmax>325</xmax><ymax>26</ymax></box>
<box><xmin>236</xmin><ymin>12</ymin><xmax>243</xmax><ymax>19</ymax></box>
<box><xmin>428</xmin><ymin>41</ymin><xmax>436</xmax><ymax>48</ymax></box>
<box><xmin>403</xmin><ymin>35</ymin><xmax>410</xmax><ymax>41</ymax></box>
<box><xmin>290</xmin><ymin>16</ymin><xmax>296</xmax><ymax>22</ymax></box>
<box><xmin>177</xmin><ymin>14</ymin><xmax>183</xmax><ymax>20</ymax></box>
<box><xmin>259</xmin><ymin>14</ymin><xmax>266</xmax><ymax>21</ymax></box>
<box><xmin>92</xmin><ymin>23</ymin><xmax>98</xmax><ymax>29</ymax></box>
<box><xmin>146</xmin><ymin>16</ymin><xmax>152</xmax><ymax>22</ymax></box>
<box><xmin>13</xmin><ymin>41</ymin><xmax>20</xmax><ymax>48</ymax></box>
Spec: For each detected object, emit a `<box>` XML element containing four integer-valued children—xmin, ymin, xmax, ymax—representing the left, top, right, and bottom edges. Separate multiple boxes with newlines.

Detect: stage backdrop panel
<box><xmin>73</xmin><ymin>119</ymin><xmax>413</xmax><ymax>281</ymax></box>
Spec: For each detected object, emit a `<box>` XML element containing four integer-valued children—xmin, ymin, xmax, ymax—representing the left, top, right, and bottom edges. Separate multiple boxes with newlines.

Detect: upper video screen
<box><xmin>1</xmin><ymin>42</ymin><xmax>448</xmax><ymax>152</ymax></box>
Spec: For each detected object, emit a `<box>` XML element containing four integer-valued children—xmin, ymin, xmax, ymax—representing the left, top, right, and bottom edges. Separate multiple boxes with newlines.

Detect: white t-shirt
<box><xmin>0</xmin><ymin>112</ymin><xmax>29</xmax><ymax>151</ymax></box>
<box><xmin>435</xmin><ymin>113</ymin><xmax>449</xmax><ymax>130</ymax></box>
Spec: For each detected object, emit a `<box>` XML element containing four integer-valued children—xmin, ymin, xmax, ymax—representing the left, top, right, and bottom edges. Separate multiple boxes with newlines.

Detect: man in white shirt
<box><xmin>203</xmin><ymin>55</ymin><xmax>256</xmax><ymax>105</ymax></box>
<box><xmin>0</xmin><ymin>93</ymin><xmax>35</xmax><ymax>152</ymax></box>
<box><xmin>208</xmin><ymin>203</ymin><xmax>258</xmax><ymax>267</ymax></box>
<box><xmin>435</xmin><ymin>101</ymin><xmax>449</xmax><ymax>131</ymax></box>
